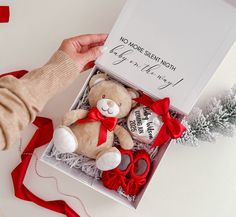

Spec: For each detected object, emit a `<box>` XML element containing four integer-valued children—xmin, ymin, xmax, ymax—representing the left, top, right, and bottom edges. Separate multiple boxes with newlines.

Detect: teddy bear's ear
<box><xmin>89</xmin><ymin>73</ymin><xmax>108</xmax><ymax>88</ymax></box>
<box><xmin>127</xmin><ymin>88</ymin><xmax>140</xmax><ymax>108</ymax></box>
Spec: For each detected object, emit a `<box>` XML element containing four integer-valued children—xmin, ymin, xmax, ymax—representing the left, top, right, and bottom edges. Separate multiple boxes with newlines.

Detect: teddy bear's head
<box><xmin>88</xmin><ymin>73</ymin><xmax>139</xmax><ymax>118</ymax></box>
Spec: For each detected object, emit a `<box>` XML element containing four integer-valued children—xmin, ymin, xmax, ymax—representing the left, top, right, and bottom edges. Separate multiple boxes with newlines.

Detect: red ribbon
<box><xmin>0</xmin><ymin>70</ymin><xmax>28</xmax><ymax>79</ymax></box>
<box><xmin>0</xmin><ymin>70</ymin><xmax>80</xmax><ymax>217</ymax></box>
<box><xmin>76</xmin><ymin>107</ymin><xmax>118</xmax><ymax>146</ymax></box>
<box><xmin>134</xmin><ymin>94</ymin><xmax>186</xmax><ymax>147</ymax></box>
<box><xmin>0</xmin><ymin>6</ymin><xmax>10</xmax><ymax>23</ymax></box>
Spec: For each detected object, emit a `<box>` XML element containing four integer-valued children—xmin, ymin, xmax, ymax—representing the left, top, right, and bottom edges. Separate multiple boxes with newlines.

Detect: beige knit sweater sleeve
<box><xmin>0</xmin><ymin>50</ymin><xmax>80</xmax><ymax>150</ymax></box>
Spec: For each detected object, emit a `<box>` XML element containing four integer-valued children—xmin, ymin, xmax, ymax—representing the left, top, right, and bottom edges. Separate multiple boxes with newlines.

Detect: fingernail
<box><xmin>99</xmin><ymin>46</ymin><xmax>108</xmax><ymax>53</ymax></box>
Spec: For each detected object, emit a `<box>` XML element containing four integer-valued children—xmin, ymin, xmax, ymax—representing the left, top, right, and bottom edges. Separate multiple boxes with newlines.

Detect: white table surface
<box><xmin>0</xmin><ymin>1</ymin><xmax>236</xmax><ymax>217</ymax></box>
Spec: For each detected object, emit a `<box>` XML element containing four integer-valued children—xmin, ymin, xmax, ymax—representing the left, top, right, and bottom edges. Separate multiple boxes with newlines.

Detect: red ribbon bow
<box><xmin>0</xmin><ymin>70</ymin><xmax>80</xmax><ymax>217</ymax></box>
<box><xmin>0</xmin><ymin>6</ymin><xmax>10</xmax><ymax>23</ymax></box>
<box><xmin>76</xmin><ymin>107</ymin><xmax>118</xmax><ymax>146</ymax></box>
<box><xmin>134</xmin><ymin>94</ymin><xmax>186</xmax><ymax>148</ymax></box>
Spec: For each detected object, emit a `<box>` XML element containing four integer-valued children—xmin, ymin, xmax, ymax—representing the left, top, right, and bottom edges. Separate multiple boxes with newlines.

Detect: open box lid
<box><xmin>96</xmin><ymin>0</ymin><xmax>236</xmax><ymax>115</ymax></box>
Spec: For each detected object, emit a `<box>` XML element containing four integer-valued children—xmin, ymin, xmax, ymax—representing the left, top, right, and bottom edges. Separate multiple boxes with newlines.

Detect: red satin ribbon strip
<box><xmin>0</xmin><ymin>70</ymin><xmax>28</xmax><ymax>79</ymax></box>
<box><xmin>11</xmin><ymin>117</ymin><xmax>80</xmax><ymax>217</ymax></box>
<box><xmin>0</xmin><ymin>6</ymin><xmax>10</xmax><ymax>23</ymax></box>
<box><xmin>0</xmin><ymin>70</ymin><xmax>80</xmax><ymax>216</ymax></box>
<box><xmin>134</xmin><ymin>94</ymin><xmax>186</xmax><ymax>147</ymax></box>
<box><xmin>76</xmin><ymin>107</ymin><xmax>118</xmax><ymax>146</ymax></box>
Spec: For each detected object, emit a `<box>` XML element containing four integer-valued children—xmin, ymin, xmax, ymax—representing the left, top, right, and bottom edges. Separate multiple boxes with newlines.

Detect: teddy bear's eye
<box><xmin>118</xmin><ymin>102</ymin><xmax>122</xmax><ymax>107</ymax></box>
<box><xmin>102</xmin><ymin>94</ymin><xmax>106</xmax><ymax>99</ymax></box>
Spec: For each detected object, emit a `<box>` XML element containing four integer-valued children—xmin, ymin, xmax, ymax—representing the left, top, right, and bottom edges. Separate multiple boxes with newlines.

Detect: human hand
<box><xmin>59</xmin><ymin>33</ymin><xmax>108</xmax><ymax>72</ymax></box>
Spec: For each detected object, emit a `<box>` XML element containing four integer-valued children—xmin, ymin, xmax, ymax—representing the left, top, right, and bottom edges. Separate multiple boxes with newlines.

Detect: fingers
<box><xmin>80</xmin><ymin>41</ymin><xmax>106</xmax><ymax>53</ymax></box>
<box><xmin>79</xmin><ymin>46</ymin><xmax>103</xmax><ymax>65</ymax></box>
<box><xmin>58</xmin><ymin>33</ymin><xmax>108</xmax><ymax>72</ymax></box>
<box><xmin>70</xmin><ymin>33</ymin><xmax>108</xmax><ymax>46</ymax></box>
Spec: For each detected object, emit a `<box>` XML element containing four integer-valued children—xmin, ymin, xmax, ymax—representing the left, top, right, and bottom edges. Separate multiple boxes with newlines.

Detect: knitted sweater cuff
<box><xmin>21</xmin><ymin>50</ymin><xmax>80</xmax><ymax>110</ymax></box>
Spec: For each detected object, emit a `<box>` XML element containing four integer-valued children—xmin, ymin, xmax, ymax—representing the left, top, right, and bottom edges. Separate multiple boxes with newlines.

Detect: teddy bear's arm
<box><xmin>114</xmin><ymin>125</ymin><xmax>134</xmax><ymax>150</ymax></box>
<box><xmin>62</xmin><ymin>109</ymin><xmax>88</xmax><ymax>126</ymax></box>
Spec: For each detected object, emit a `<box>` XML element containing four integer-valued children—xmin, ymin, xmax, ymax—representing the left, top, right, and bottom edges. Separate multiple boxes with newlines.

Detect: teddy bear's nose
<box><xmin>107</xmin><ymin>100</ymin><xmax>114</xmax><ymax>107</ymax></box>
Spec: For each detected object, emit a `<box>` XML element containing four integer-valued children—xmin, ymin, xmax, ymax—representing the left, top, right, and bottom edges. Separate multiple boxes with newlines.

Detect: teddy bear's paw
<box><xmin>96</xmin><ymin>151</ymin><xmax>121</xmax><ymax>171</ymax></box>
<box><xmin>53</xmin><ymin>127</ymin><xmax>78</xmax><ymax>153</ymax></box>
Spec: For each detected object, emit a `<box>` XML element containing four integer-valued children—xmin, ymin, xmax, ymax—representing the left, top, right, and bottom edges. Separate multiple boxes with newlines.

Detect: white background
<box><xmin>0</xmin><ymin>1</ymin><xmax>236</xmax><ymax>217</ymax></box>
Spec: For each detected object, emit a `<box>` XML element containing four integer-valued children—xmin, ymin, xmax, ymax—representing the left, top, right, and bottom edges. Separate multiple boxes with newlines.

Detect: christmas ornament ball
<box><xmin>127</xmin><ymin>105</ymin><xmax>163</xmax><ymax>144</ymax></box>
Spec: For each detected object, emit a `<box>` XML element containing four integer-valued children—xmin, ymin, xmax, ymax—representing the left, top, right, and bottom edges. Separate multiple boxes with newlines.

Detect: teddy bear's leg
<box><xmin>96</xmin><ymin>147</ymin><xmax>121</xmax><ymax>171</ymax></box>
<box><xmin>53</xmin><ymin>126</ymin><xmax>78</xmax><ymax>153</ymax></box>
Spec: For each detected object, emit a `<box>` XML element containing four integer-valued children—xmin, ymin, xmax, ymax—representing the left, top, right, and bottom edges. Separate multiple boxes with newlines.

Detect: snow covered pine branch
<box><xmin>177</xmin><ymin>85</ymin><xmax>236</xmax><ymax>146</ymax></box>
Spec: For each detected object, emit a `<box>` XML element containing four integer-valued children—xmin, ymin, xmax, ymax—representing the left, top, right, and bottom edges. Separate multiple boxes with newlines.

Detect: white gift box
<box><xmin>41</xmin><ymin>0</ymin><xmax>236</xmax><ymax>209</ymax></box>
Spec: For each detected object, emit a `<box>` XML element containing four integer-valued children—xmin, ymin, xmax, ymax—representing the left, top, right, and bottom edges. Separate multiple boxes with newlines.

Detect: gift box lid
<box><xmin>96</xmin><ymin>0</ymin><xmax>236</xmax><ymax>115</ymax></box>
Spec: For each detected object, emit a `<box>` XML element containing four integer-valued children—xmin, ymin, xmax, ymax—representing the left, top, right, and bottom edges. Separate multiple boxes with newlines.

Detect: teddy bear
<box><xmin>52</xmin><ymin>73</ymin><xmax>139</xmax><ymax>171</ymax></box>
